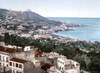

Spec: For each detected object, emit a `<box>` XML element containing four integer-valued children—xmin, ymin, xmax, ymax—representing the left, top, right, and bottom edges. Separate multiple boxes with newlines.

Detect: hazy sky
<box><xmin>0</xmin><ymin>0</ymin><xmax>100</xmax><ymax>17</ymax></box>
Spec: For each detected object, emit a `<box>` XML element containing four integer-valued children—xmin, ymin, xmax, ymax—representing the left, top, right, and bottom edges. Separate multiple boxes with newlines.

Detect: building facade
<box><xmin>0</xmin><ymin>46</ymin><xmax>41</xmax><ymax>73</ymax></box>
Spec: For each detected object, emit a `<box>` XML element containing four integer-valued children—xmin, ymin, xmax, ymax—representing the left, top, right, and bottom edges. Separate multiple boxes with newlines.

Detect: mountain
<box><xmin>0</xmin><ymin>9</ymin><xmax>62</xmax><ymax>26</ymax></box>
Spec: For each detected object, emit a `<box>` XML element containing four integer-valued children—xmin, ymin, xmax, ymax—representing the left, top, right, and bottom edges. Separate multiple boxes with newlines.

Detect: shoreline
<box><xmin>52</xmin><ymin>30</ymin><xmax>100</xmax><ymax>43</ymax></box>
<box><xmin>50</xmin><ymin>22</ymin><xmax>88</xmax><ymax>42</ymax></box>
<box><xmin>51</xmin><ymin>32</ymin><xmax>84</xmax><ymax>43</ymax></box>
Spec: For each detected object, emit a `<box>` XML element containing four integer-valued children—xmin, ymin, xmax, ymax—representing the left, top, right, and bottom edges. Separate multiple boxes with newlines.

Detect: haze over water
<box><xmin>48</xmin><ymin>17</ymin><xmax>100</xmax><ymax>42</ymax></box>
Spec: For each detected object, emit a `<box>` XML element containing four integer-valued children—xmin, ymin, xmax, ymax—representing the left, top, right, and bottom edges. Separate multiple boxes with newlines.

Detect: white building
<box><xmin>0</xmin><ymin>53</ymin><xmax>9</xmax><ymax>67</ymax></box>
<box><xmin>47</xmin><ymin>66</ymin><xmax>61</xmax><ymax>73</ymax></box>
<box><xmin>24</xmin><ymin>46</ymin><xmax>34</xmax><ymax>51</ymax></box>
<box><xmin>0</xmin><ymin>45</ymin><xmax>80</xmax><ymax>73</ymax></box>
<box><xmin>57</xmin><ymin>57</ymin><xmax>80</xmax><ymax>73</ymax></box>
<box><xmin>0</xmin><ymin>46</ymin><xmax>21</xmax><ymax>68</ymax></box>
<box><xmin>10</xmin><ymin>57</ymin><xmax>27</xmax><ymax>73</ymax></box>
<box><xmin>33</xmin><ymin>34</ymin><xmax>52</xmax><ymax>39</ymax></box>
<box><xmin>46</xmin><ymin>52</ymin><xmax>80</xmax><ymax>73</ymax></box>
<box><xmin>0</xmin><ymin>46</ymin><xmax>41</xmax><ymax>73</ymax></box>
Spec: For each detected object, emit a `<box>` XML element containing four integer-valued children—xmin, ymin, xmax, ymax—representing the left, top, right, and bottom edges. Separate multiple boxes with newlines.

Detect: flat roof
<box><xmin>10</xmin><ymin>57</ymin><xmax>27</xmax><ymax>63</ymax></box>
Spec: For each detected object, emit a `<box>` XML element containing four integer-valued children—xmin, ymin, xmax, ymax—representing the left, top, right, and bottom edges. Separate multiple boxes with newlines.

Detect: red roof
<box><xmin>30</xmin><ymin>46</ymin><xmax>34</xmax><ymax>49</ymax></box>
<box><xmin>35</xmin><ymin>49</ymin><xmax>44</xmax><ymax>57</ymax></box>
<box><xmin>10</xmin><ymin>57</ymin><xmax>27</xmax><ymax>63</ymax></box>
<box><xmin>0</xmin><ymin>46</ymin><xmax>23</xmax><ymax>53</ymax></box>
<box><xmin>41</xmin><ymin>63</ymin><xmax>53</xmax><ymax>71</ymax></box>
<box><xmin>41</xmin><ymin>62</ymin><xmax>45</xmax><ymax>65</ymax></box>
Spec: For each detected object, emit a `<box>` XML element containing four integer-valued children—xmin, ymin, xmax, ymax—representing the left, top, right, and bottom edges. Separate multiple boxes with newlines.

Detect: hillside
<box><xmin>0</xmin><ymin>9</ymin><xmax>62</xmax><ymax>26</ymax></box>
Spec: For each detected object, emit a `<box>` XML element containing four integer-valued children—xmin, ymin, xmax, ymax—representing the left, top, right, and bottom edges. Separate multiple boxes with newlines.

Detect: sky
<box><xmin>0</xmin><ymin>0</ymin><xmax>100</xmax><ymax>17</ymax></box>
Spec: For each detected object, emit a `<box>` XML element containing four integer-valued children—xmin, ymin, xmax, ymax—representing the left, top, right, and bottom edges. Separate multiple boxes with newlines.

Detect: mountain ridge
<box><xmin>0</xmin><ymin>9</ymin><xmax>62</xmax><ymax>26</ymax></box>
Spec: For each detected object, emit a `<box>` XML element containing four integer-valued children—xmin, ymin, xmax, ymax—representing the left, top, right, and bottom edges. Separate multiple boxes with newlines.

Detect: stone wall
<box><xmin>35</xmin><ymin>57</ymin><xmax>49</xmax><ymax>63</ymax></box>
<box><xmin>10</xmin><ymin>50</ymin><xmax>35</xmax><ymax>61</ymax></box>
<box><xmin>24</xmin><ymin>62</ymin><xmax>41</xmax><ymax>73</ymax></box>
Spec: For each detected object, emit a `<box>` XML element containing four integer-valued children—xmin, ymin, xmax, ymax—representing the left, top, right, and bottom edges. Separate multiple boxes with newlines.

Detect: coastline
<box><xmin>51</xmin><ymin>21</ymin><xmax>87</xmax><ymax>42</ymax></box>
<box><xmin>52</xmin><ymin>32</ymin><xmax>83</xmax><ymax>42</ymax></box>
<box><xmin>49</xmin><ymin>17</ymin><xmax>100</xmax><ymax>42</ymax></box>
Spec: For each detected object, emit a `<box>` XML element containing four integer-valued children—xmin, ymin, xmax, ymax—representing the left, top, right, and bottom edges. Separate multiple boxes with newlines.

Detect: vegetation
<box><xmin>4</xmin><ymin>33</ymin><xmax>31</xmax><ymax>47</ymax></box>
<box><xmin>0</xmin><ymin>33</ymin><xmax>100</xmax><ymax>72</ymax></box>
<box><xmin>0</xmin><ymin>9</ymin><xmax>62</xmax><ymax>26</ymax></box>
<box><xmin>0</xmin><ymin>36</ymin><xmax>4</xmax><ymax>42</ymax></box>
<box><xmin>0</xmin><ymin>9</ymin><xmax>7</xmax><ymax>20</ymax></box>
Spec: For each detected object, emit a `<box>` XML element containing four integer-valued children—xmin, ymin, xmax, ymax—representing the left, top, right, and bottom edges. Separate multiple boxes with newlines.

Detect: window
<box><xmin>11</xmin><ymin>69</ymin><xmax>13</xmax><ymax>73</ymax></box>
<box><xmin>6</xmin><ymin>57</ymin><xmax>8</xmax><ymax>62</ymax></box>
<box><xmin>10</xmin><ymin>62</ymin><xmax>12</xmax><ymax>66</ymax></box>
<box><xmin>3</xmin><ymin>63</ymin><xmax>4</xmax><ymax>66</ymax></box>
<box><xmin>76</xmin><ymin>64</ymin><xmax>79</xmax><ymax>66</ymax></box>
<box><xmin>6</xmin><ymin>64</ymin><xmax>8</xmax><ymax>67</ymax></box>
<box><xmin>13</xmin><ymin>70</ymin><xmax>15</xmax><ymax>73</ymax></box>
<box><xmin>19</xmin><ymin>64</ymin><xmax>22</xmax><ymax>68</ymax></box>
<box><xmin>16</xmin><ymin>63</ymin><xmax>18</xmax><ymax>67</ymax></box>
<box><xmin>16</xmin><ymin>71</ymin><xmax>18</xmax><ymax>73</ymax></box>
<box><xmin>13</xmin><ymin>63</ymin><xmax>14</xmax><ymax>67</ymax></box>
<box><xmin>0</xmin><ymin>55</ymin><xmax>1</xmax><ymax>61</ymax></box>
<box><xmin>3</xmin><ymin>56</ymin><xmax>4</xmax><ymax>61</ymax></box>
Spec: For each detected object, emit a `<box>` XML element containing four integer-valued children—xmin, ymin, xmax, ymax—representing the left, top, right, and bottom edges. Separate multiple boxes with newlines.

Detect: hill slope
<box><xmin>0</xmin><ymin>9</ymin><xmax>62</xmax><ymax>26</ymax></box>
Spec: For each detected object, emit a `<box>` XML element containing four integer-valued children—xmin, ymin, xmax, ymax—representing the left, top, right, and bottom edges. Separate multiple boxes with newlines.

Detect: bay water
<box><xmin>47</xmin><ymin>17</ymin><xmax>100</xmax><ymax>42</ymax></box>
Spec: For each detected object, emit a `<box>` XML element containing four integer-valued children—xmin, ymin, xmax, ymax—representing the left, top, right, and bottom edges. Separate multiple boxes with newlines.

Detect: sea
<box><xmin>47</xmin><ymin>17</ymin><xmax>100</xmax><ymax>42</ymax></box>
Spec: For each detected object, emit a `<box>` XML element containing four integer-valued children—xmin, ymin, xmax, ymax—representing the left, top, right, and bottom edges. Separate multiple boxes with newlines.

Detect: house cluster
<box><xmin>0</xmin><ymin>45</ymin><xmax>42</xmax><ymax>73</ymax></box>
<box><xmin>0</xmin><ymin>43</ymin><xmax>80</xmax><ymax>73</ymax></box>
<box><xmin>0</xmin><ymin>20</ymin><xmax>81</xmax><ymax>44</ymax></box>
<box><xmin>45</xmin><ymin>52</ymin><xmax>80</xmax><ymax>73</ymax></box>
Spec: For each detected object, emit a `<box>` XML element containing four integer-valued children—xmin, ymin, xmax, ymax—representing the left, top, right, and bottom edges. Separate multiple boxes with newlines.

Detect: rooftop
<box><xmin>30</xmin><ymin>46</ymin><xmax>34</xmax><ymax>49</ymax></box>
<box><xmin>41</xmin><ymin>63</ymin><xmax>53</xmax><ymax>71</ymax></box>
<box><xmin>10</xmin><ymin>57</ymin><xmax>27</xmax><ymax>64</ymax></box>
<box><xmin>47</xmin><ymin>52</ymin><xmax>66</xmax><ymax>59</ymax></box>
<box><xmin>35</xmin><ymin>49</ymin><xmax>46</xmax><ymax>57</ymax></box>
<box><xmin>0</xmin><ymin>46</ymin><xmax>23</xmax><ymax>53</ymax></box>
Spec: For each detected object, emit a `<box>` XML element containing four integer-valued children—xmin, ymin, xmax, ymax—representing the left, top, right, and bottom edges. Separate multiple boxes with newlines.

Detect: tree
<box><xmin>0</xmin><ymin>36</ymin><xmax>4</xmax><ymax>42</ymax></box>
<box><xmin>4</xmin><ymin>33</ymin><xmax>9</xmax><ymax>45</ymax></box>
<box><xmin>89</xmin><ymin>59</ymin><xmax>100</xmax><ymax>72</ymax></box>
